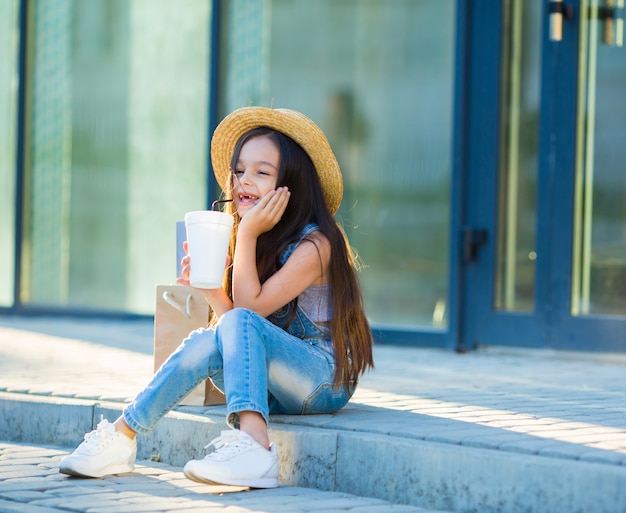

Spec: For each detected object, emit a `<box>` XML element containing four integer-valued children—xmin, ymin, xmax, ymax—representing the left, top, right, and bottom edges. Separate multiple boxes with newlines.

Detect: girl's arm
<box><xmin>199</xmin><ymin>287</ymin><xmax>233</xmax><ymax>318</ymax></box>
<box><xmin>234</xmin><ymin>230</ymin><xmax>329</xmax><ymax>317</ymax></box>
<box><xmin>233</xmin><ymin>188</ymin><xmax>330</xmax><ymax>317</ymax></box>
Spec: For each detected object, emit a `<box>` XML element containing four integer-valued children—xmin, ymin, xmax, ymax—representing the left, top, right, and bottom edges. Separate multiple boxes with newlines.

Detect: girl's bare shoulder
<box><xmin>302</xmin><ymin>228</ymin><xmax>331</xmax><ymax>255</ymax></box>
<box><xmin>294</xmin><ymin>229</ymin><xmax>331</xmax><ymax>284</ymax></box>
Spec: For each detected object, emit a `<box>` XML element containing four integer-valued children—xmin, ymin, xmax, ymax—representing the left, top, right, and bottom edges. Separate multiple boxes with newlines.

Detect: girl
<box><xmin>59</xmin><ymin>107</ymin><xmax>374</xmax><ymax>488</ymax></box>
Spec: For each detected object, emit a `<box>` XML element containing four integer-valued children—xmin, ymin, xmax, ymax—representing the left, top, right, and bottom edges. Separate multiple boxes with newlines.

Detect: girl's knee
<box><xmin>216</xmin><ymin>308</ymin><xmax>255</xmax><ymax>333</ymax></box>
<box><xmin>175</xmin><ymin>328</ymin><xmax>218</xmax><ymax>368</ymax></box>
<box><xmin>215</xmin><ymin>308</ymin><xmax>263</xmax><ymax>353</ymax></box>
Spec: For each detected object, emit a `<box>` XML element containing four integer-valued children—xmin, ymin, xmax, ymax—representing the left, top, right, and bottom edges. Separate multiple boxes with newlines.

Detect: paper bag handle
<box><xmin>163</xmin><ymin>290</ymin><xmax>192</xmax><ymax>319</ymax></box>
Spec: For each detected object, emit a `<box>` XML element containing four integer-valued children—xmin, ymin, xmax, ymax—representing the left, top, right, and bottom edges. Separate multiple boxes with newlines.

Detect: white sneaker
<box><xmin>184</xmin><ymin>430</ymin><xmax>279</xmax><ymax>488</ymax></box>
<box><xmin>59</xmin><ymin>418</ymin><xmax>136</xmax><ymax>478</ymax></box>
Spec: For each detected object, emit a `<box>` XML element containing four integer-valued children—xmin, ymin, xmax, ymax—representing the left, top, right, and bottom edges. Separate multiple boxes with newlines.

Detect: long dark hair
<box><xmin>224</xmin><ymin>127</ymin><xmax>373</xmax><ymax>384</ymax></box>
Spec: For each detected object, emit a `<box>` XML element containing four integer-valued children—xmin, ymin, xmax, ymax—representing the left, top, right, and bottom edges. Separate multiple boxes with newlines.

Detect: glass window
<box><xmin>0</xmin><ymin>0</ymin><xmax>19</xmax><ymax>307</ymax></box>
<box><xmin>22</xmin><ymin>0</ymin><xmax>211</xmax><ymax>313</ymax></box>
<box><xmin>494</xmin><ymin>1</ymin><xmax>541</xmax><ymax>312</ymax></box>
<box><xmin>572</xmin><ymin>0</ymin><xmax>626</xmax><ymax>316</ymax></box>
<box><xmin>223</xmin><ymin>0</ymin><xmax>456</xmax><ymax>328</ymax></box>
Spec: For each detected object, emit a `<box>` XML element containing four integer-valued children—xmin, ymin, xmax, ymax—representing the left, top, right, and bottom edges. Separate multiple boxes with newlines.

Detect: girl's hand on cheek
<box><xmin>240</xmin><ymin>187</ymin><xmax>290</xmax><ymax>236</ymax></box>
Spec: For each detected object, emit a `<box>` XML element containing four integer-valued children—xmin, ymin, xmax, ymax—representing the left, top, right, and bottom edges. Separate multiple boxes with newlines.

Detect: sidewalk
<box><xmin>1</xmin><ymin>315</ymin><xmax>625</xmax><ymax>513</ymax></box>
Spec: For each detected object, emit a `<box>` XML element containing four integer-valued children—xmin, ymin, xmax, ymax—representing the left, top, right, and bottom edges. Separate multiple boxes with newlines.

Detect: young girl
<box><xmin>59</xmin><ymin>107</ymin><xmax>374</xmax><ymax>488</ymax></box>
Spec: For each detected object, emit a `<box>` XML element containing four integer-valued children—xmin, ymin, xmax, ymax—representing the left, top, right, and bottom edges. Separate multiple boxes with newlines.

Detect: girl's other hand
<box><xmin>177</xmin><ymin>241</ymin><xmax>235</xmax><ymax>317</ymax></box>
<box><xmin>176</xmin><ymin>241</ymin><xmax>231</xmax><ymax>289</ymax></box>
<box><xmin>176</xmin><ymin>241</ymin><xmax>192</xmax><ymax>286</ymax></box>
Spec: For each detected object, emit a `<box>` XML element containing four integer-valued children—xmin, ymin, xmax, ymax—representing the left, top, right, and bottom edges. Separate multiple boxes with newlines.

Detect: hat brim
<box><xmin>211</xmin><ymin>107</ymin><xmax>343</xmax><ymax>216</ymax></box>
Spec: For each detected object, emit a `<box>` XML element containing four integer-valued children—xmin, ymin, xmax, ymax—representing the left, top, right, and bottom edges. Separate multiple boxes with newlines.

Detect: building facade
<box><xmin>1</xmin><ymin>0</ymin><xmax>625</xmax><ymax>351</ymax></box>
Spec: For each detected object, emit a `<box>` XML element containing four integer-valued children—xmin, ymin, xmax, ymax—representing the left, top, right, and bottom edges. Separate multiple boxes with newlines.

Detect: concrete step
<box><xmin>2</xmin><ymin>391</ymin><xmax>625</xmax><ymax>513</ymax></box>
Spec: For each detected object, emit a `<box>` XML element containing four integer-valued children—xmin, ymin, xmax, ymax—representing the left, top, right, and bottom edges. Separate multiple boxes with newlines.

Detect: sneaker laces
<box><xmin>76</xmin><ymin>416</ymin><xmax>118</xmax><ymax>455</ymax></box>
<box><xmin>202</xmin><ymin>430</ymin><xmax>255</xmax><ymax>461</ymax></box>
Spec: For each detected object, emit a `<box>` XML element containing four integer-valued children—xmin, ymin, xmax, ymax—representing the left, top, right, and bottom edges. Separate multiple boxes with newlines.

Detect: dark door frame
<box><xmin>459</xmin><ymin>0</ymin><xmax>626</xmax><ymax>352</ymax></box>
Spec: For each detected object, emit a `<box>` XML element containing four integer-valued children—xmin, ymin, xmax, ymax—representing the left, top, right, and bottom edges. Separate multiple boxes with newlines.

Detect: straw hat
<box><xmin>211</xmin><ymin>107</ymin><xmax>343</xmax><ymax>215</ymax></box>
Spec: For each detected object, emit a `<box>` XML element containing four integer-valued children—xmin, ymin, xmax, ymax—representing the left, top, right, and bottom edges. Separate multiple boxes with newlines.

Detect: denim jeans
<box><xmin>123</xmin><ymin>307</ymin><xmax>356</xmax><ymax>434</ymax></box>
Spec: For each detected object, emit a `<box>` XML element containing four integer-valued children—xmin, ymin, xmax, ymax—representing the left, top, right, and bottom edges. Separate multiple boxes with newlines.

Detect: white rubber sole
<box><xmin>183</xmin><ymin>467</ymin><xmax>278</xmax><ymax>488</ymax></box>
<box><xmin>59</xmin><ymin>460</ymin><xmax>134</xmax><ymax>478</ymax></box>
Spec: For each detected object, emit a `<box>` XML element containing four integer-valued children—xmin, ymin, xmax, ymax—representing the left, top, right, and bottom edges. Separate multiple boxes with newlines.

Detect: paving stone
<box><xmin>0</xmin><ymin>497</ymin><xmax>67</xmax><ymax>513</ymax></box>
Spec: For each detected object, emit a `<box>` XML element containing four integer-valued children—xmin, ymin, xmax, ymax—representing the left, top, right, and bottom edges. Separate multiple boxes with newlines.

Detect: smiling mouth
<box><xmin>238</xmin><ymin>193</ymin><xmax>259</xmax><ymax>204</ymax></box>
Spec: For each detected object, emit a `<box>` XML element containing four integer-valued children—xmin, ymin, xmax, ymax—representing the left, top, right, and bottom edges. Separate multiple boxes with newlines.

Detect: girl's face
<box><xmin>232</xmin><ymin>135</ymin><xmax>280</xmax><ymax>217</ymax></box>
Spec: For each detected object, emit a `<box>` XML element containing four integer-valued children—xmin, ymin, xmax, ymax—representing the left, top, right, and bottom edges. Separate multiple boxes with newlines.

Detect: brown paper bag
<box><xmin>154</xmin><ymin>284</ymin><xmax>225</xmax><ymax>406</ymax></box>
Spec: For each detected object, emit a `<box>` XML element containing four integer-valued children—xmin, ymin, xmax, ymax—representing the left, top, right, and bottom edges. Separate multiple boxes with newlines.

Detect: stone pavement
<box><xmin>1</xmin><ymin>315</ymin><xmax>626</xmax><ymax>512</ymax></box>
<box><xmin>0</xmin><ymin>441</ymin><xmax>432</xmax><ymax>513</ymax></box>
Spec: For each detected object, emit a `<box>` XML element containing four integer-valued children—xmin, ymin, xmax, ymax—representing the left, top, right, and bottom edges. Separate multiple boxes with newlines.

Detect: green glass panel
<box><xmin>224</xmin><ymin>0</ymin><xmax>455</xmax><ymax>328</ymax></box>
<box><xmin>573</xmin><ymin>0</ymin><xmax>626</xmax><ymax>316</ymax></box>
<box><xmin>494</xmin><ymin>1</ymin><xmax>541</xmax><ymax>312</ymax></box>
<box><xmin>24</xmin><ymin>0</ymin><xmax>210</xmax><ymax>313</ymax></box>
<box><xmin>0</xmin><ymin>0</ymin><xmax>19</xmax><ymax>306</ymax></box>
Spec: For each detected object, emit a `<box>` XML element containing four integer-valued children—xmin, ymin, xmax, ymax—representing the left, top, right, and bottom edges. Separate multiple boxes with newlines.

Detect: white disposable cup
<box><xmin>184</xmin><ymin>210</ymin><xmax>234</xmax><ymax>289</ymax></box>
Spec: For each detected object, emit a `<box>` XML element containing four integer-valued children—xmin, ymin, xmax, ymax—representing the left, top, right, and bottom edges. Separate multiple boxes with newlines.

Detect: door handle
<box><xmin>549</xmin><ymin>0</ymin><xmax>574</xmax><ymax>42</ymax></box>
<box><xmin>461</xmin><ymin>227</ymin><xmax>488</xmax><ymax>263</ymax></box>
<box><xmin>598</xmin><ymin>0</ymin><xmax>624</xmax><ymax>46</ymax></box>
